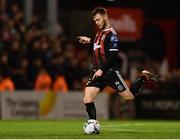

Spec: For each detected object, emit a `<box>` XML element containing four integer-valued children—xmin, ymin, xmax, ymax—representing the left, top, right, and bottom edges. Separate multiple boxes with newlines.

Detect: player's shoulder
<box><xmin>103</xmin><ymin>27</ymin><xmax>116</xmax><ymax>33</ymax></box>
<box><xmin>109</xmin><ymin>27</ymin><xmax>117</xmax><ymax>35</ymax></box>
<box><xmin>103</xmin><ymin>27</ymin><xmax>117</xmax><ymax>35</ymax></box>
<box><xmin>104</xmin><ymin>27</ymin><xmax>118</xmax><ymax>40</ymax></box>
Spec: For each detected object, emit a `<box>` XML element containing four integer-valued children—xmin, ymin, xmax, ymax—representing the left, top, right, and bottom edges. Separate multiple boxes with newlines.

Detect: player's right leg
<box><xmin>83</xmin><ymin>87</ymin><xmax>101</xmax><ymax>120</ymax></box>
<box><xmin>83</xmin><ymin>72</ymin><xmax>106</xmax><ymax>120</ymax></box>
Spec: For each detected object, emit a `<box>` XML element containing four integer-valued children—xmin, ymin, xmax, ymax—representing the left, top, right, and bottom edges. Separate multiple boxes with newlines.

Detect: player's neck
<box><xmin>103</xmin><ymin>22</ymin><xmax>111</xmax><ymax>30</ymax></box>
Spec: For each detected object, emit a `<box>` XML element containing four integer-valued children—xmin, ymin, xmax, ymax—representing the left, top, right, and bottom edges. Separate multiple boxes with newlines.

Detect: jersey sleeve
<box><xmin>108</xmin><ymin>34</ymin><xmax>119</xmax><ymax>52</ymax></box>
<box><xmin>100</xmin><ymin>33</ymin><xmax>120</xmax><ymax>72</ymax></box>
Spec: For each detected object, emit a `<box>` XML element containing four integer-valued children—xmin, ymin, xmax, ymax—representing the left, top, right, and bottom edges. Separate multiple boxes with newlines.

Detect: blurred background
<box><xmin>0</xmin><ymin>0</ymin><xmax>180</xmax><ymax>120</ymax></box>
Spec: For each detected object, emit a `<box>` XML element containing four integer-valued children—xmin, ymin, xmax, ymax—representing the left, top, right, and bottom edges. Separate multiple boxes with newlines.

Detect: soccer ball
<box><xmin>83</xmin><ymin>119</ymin><xmax>100</xmax><ymax>134</ymax></box>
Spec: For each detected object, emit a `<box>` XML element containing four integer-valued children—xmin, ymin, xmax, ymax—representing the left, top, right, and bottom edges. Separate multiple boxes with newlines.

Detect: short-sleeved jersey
<box><xmin>93</xmin><ymin>27</ymin><xmax>119</xmax><ymax>72</ymax></box>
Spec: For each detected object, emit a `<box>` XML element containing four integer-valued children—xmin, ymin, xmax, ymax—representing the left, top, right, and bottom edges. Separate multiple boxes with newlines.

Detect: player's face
<box><xmin>93</xmin><ymin>13</ymin><xmax>106</xmax><ymax>30</ymax></box>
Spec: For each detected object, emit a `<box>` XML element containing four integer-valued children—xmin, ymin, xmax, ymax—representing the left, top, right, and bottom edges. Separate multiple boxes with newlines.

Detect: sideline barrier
<box><xmin>135</xmin><ymin>93</ymin><xmax>180</xmax><ymax>119</ymax></box>
<box><xmin>0</xmin><ymin>91</ymin><xmax>109</xmax><ymax>120</ymax></box>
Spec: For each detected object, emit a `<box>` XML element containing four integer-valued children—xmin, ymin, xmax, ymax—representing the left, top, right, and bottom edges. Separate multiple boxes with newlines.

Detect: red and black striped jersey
<box><xmin>93</xmin><ymin>27</ymin><xmax>120</xmax><ymax>72</ymax></box>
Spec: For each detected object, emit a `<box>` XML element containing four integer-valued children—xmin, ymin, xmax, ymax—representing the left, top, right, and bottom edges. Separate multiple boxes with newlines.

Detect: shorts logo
<box><xmin>115</xmin><ymin>81</ymin><xmax>120</xmax><ymax>85</ymax></box>
<box><xmin>115</xmin><ymin>81</ymin><xmax>123</xmax><ymax>91</ymax></box>
<box><xmin>117</xmin><ymin>85</ymin><xmax>124</xmax><ymax>91</ymax></box>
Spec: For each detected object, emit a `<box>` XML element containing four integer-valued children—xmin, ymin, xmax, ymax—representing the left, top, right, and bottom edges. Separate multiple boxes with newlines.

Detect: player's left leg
<box><xmin>103</xmin><ymin>70</ymin><xmax>134</xmax><ymax>102</ymax></box>
<box><xmin>130</xmin><ymin>70</ymin><xmax>161</xmax><ymax>96</ymax></box>
<box><xmin>118</xmin><ymin>89</ymin><xmax>135</xmax><ymax>102</ymax></box>
<box><xmin>103</xmin><ymin>69</ymin><xmax>160</xmax><ymax>101</ymax></box>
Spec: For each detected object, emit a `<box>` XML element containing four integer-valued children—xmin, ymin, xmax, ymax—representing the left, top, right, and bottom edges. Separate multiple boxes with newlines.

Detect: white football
<box><xmin>83</xmin><ymin>119</ymin><xmax>100</xmax><ymax>134</ymax></box>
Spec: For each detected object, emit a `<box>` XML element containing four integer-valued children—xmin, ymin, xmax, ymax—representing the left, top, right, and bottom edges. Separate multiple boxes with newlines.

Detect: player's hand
<box><xmin>78</xmin><ymin>36</ymin><xmax>91</xmax><ymax>44</ymax></box>
<box><xmin>93</xmin><ymin>69</ymin><xmax>103</xmax><ymax>80</ymax></box>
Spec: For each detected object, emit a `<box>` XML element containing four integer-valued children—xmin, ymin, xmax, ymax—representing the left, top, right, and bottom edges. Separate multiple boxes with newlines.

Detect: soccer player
<box><xmin>78</xmin><ymin>7</ymin><xmax>160</xmax><ymax>124</ymax></box>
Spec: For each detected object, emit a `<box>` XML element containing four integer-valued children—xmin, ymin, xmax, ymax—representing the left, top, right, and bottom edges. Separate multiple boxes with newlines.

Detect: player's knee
<box><xmin>119</xmin><ymin>90</ymin><xmax>135</xmax><ymax>102</ymax></box>
<box><xmin>120</xmin><ymin>91</ymin><xmax>135</xmax><ymax>102</ymax></box>
<box><xmin>83</xmin><ymin>96</ymin><xmax>94</xmax><ymax>104</ymax></box>
<box><xmin>124</xmin><ymin>95</ymin><xmax>135</xmax><ymax>102</ymax></box>
<box><xmin>83</xmin><ymin>87</ymin><xmax>99</xmax><ymax>103</ymax></box>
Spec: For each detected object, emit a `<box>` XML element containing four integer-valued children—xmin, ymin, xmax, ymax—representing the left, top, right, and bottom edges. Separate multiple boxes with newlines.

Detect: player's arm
<box><xmin>78</xmin><ymin>36</ymin><xmax>91</xmax><ymax>44</ymax></box>
<box><xmin>100</xmin><ymin>34</ymin><xmax>119</xmax><ymax>72</ymax></box>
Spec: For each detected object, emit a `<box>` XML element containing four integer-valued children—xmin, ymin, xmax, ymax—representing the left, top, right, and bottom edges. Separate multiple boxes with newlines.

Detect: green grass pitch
<box><xmin>0</xmin><ymin>120</ymin><xmax>180</xmax><ymax>138</ymax></box>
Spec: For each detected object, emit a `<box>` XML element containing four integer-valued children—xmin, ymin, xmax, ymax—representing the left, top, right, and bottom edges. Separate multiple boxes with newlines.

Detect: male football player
<box><xmin>79</xmin><ymin>7</ymin><xmax>160</xmax><ymax>124</ymax></box>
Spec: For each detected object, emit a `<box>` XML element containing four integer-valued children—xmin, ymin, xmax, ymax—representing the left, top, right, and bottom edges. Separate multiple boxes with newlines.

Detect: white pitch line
<box><xmin>103</xmin><ymin>123</ymin><xmax>144</xmax><ymax>128</ymax></box>
<box><xmin>102</xmin><ymin>128</ymin><xmax>180</xmax><ymax>132</ymax></box>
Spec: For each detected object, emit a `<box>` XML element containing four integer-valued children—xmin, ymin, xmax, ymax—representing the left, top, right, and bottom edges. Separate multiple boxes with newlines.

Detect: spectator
<box><xmin>53</xmin><ymin>75</ymin><xmax>68</xmax><ymax>93</ymax></box>
<box><xmin>35</xmin><ymin>68</ymin><xmax>52</xmax><ymax>92</ymax></box>
<box><xmin>0</xmin><ymin>74</ymin><xmax>15</xmax><ymax>93</ymax></box>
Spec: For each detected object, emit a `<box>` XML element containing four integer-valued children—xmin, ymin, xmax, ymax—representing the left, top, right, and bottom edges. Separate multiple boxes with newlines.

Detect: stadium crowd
<box><xmin>0</xmin><ymin>3</ymin><xmax>91</xmax><ymax>92</ymax></box>
<box><xmin>0</xmin><ymin>3</ymin><xmax>180</xmax><ymax>93</ymax></box>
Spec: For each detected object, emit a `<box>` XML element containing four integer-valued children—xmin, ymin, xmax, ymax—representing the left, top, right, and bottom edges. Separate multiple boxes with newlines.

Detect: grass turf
<box><xmin>0</xmin><ymin>120</ymin><xmax>180</xmax><ymax>139</ymax></box>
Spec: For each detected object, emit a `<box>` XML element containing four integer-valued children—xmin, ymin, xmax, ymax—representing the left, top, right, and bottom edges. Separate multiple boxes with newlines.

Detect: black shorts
<box><xmin>86</xmin><ymin>69</ymin><xmax>129</xmax><ymax>92</ymax></box>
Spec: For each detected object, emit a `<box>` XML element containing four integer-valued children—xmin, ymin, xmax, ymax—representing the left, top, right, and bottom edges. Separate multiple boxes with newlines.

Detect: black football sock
<box><xmin>85</xmin><ymin>102</ymin><xmax>96</xmax><ymax>120</ymax></box>
<box><xmin>130</xmin><ymin>76</ymin><xmax>147</xmax><ymax>96</ymax></box>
